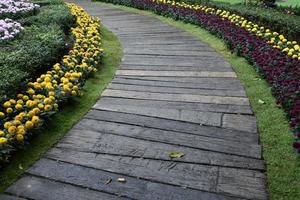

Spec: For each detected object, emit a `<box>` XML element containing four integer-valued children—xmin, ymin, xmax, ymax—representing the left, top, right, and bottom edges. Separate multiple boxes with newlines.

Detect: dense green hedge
<box><xmin>176</xmin><ymin>0</ymin><xmax>300</xmax><ymax>42</ymax></box>
<box><xmin>0</xmin><ymin>0</ymin><xmax>75</xmax><ymax>102</ymax></box>
<box><xmin>19</xmin><ymin>4</ymin><xmax>75</xmax><ymax>33</ymax></box>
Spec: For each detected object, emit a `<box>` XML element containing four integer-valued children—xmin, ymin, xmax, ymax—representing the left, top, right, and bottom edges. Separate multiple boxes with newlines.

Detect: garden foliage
<box><xmin>0</xmin><ymin>2</ymin><xmax>103</xmax><ymax>164</ymax></box>
<box><xmin>0</xmin><ymin>0</ymin><xmax>75</xmax><ymax>102</ymax></box>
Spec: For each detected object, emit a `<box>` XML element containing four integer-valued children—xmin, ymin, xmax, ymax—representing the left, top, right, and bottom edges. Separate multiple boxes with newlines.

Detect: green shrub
<box><xmin>19</xmin><ymin>5</ymin><xmax>76</xmax><ymax>33</ymax></box>
<box><xmin>0</xmin><ymin>1</ymin><xmax>75</xmax><ymax>101</ymax></box>
<box><xmin>0</xmin><ymin>25</ymin><xmax>66</xmax><ymax>101</ymax></box>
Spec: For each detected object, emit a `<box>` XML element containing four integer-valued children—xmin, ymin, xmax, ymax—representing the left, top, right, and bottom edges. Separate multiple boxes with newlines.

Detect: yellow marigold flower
<box><xmin>13</xmin><ymin>120</ymin><xmax>21</xmax><ymax>126</ymax></box>
<box><xmin>38</xmin><ymin>103</ymin><xmax>44</xmax><ymax>110</ymax></box>
<box><xmin>16</xmin><ymin>134</ymin><xmax>24</xmax><ymax>142</ymax></box>
<box><xmin>15</xmin><ymin>115</ymin><xmax>23</xmax><ymax>121</ymax></box>
<box><xmin>27</xmin><ymin>88</ymin><xmax>35</xmax><ymax>95</ymax></box>
<box><xmin>25</xmin><ymin>121</ymin><xmax>34</xmax><ymax>130</ymax></box>
<box><xmin>17</xmin><ymin>128</ymin><xmax>25</xmax><ymax>135</ymax></box>
<box><xmin>15</xmin><ymin>104</ymin><xmax>22</xmax><ymax>110</ymax></box>
<box><xmin>9</xmin><ymin>99</ymin><xmax>16</xmax><ymax>104</ymax></box>
<box><xmin>0</xmin><ymin>112</ymin><xmax>5</xmax><ymax>118</ymax></box>
<box><xmin>44</xmin><ymin>105</ymin><xmax>52</xmax><ymax>112</ymax></box>
<box><xmin>32</xmin><ymin>116</ymin><xmax>40</xmax><ymax>125</ymax></box>
<box><xmin>28</xmin><ymin>111</ymin><xmax>35</xmax><ymax>118</ymax></box>
<box><xmin>33</xmin><ymin>108</ymin><xmax>40</xmax><ymax>115</ymax></box>
<box><xmin>6</xmin><ymin>108</ymin><xmax>13</xmax><ymax>114</ymax></box>
<box><xmin>294</xmin><ymin>45</ymin><xmax>300</xmax><ymax>51</ymax></box>
<box><xmin>0</xmin><ymin>130</ymin><xmax>5</xmax><ymax>137</ymax></box>
<box><xmin>3</xmin><ymin>101</ymin><xmax>11</xmax><ymax>108</ymax></box>
<box><xmin>8</xmin><ymin>126</ymin><xmax>16</xmax><ymax>134</ymax></box>
<box><xmin>0</xmin><ymin>137</ymin><xmax>8</xmax><ymax>145</ymax></box>
<box><xmin>22</xmin><ymin>95</ymin><xmax>29</xmax><ymax>101</ymax></box>
<box><xmin>71</xmin><ymin>91</ymin><xmax>77</xmax><ymax>96</ymax></box>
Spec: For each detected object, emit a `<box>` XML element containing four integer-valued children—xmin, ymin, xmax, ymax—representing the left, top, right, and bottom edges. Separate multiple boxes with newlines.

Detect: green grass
<box><xmin>0</xmin><ymin>25</ymin><xmax>122</xmax><ymax>192</ymax></box>
<box><xmin>96</xmin><ymin>2</ymin><xmax>300</xmax><ymax>199</ymax></box>
<box><xmin>214</xmin><ymin>0</ymin><xmax>300</xmax><ymax>6</ymax></box>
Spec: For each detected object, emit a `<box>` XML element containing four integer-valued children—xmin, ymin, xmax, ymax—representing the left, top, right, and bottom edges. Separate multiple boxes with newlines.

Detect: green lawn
<box><xmin>214</xmin><ymin>0</ymin><xmax>300</xmax><ymax>6</ymax></box>
<box><xmin>95</xmin><ymin>2</ymin><xmax>300</xmax><ymax>200</ymax></box>
<box><xmin>0</xmin><ymin>25</ymin><xmax>122</xmax><ymax>192</ymax></box>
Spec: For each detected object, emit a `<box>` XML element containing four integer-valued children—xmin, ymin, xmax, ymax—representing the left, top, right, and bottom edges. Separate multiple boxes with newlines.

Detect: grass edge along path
<box><xmin>0</xmin><ymin>25</ymin><xmax>122</xmax><ymax>192</ymax></box>
<box><xmin>94</xmin><ymin>2</ymin><xmax>300</xmax><ymax>200</ymax></box>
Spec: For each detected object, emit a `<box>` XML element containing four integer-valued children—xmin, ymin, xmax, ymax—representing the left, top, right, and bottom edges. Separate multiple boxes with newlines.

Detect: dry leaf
<box><xmin>18</xmin><ymin>164</ymin><xmax>23</xmax><ymax>170</ymax></box>
<box><xmin>117</xmin><ymin>177</ymin><xmax>126</xmax><ymax>183</ymax></box>
<box><xmin>258</xmin><ymin>99</ymin><xmax>265</xmax><ymax>104</ymax></box>
<box><xmin>169</xmin><ymin>151</ymin><xmax>185</xmax><ymax>158</ymax></box>
<box><xmin>105</xmin><ymin>179</ymin><xmax>112</xmax><ymax>185</ymax></box>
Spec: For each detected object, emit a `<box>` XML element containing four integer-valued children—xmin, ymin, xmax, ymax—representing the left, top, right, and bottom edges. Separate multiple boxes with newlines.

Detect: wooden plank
<box><xmin>57</xmin><ymin>129</ymin><xmax>264</xmax><ymax>170</ymax></box>
<box><xmin>27</xmin><ymin>158</ymin><xmax>240</xmax><ymax>200</ymax></box>
<box><xmin>111</xmin><ymin>78</ymin><xmax>241</xmax><ymax>90</ymax></box>
<box><xmin>116</xmin><ymin>70</ymin><xmax>236</xmax><ymax>78</ymax></box>
<box><xmin>223</xmin><ymin>114</ymin><xmax>257</xmax><ymax>133</ymax></box>
<box><xmin>6</xmin><ymin>176</ymin><xmax>127</xmax><ymax>200</ymax></box>
<box><xmin>113</xmin><ymin>77</ymin><xmax>243</xmax><ymax>91</ymax></box>
<box><xmin>75</xmin><ymin>118</ymin><xmax>261</xmax><ymax>158</ymax></box>
<box><xmin>0</xmin><ymin>194</ymin><xmax>26</xmax><ymax>200</ymax></box>
<box><xmin>46</xmin><ymin>148</ymin><xmax>266</xmax><ymax>199</ymax></box>
<box><xmin>93</xmin><ymin>103</ymin><xmax>223</xmax><ymax>126</ymax></box>
<box><xmin>101</xmin><ymin>89</ymin><xmax>250</xmax><ymax>106</ymax></box>
<box><xmin>106</xmin><ymin>83</ymin><xmax>248</xmax><ymax>98</ymax></box>
<box><xmin>217</xmin><ymin>168</ymin><xmax>267</xmax><ymax>200</ymax></box>
<box><xmin>84</xmin><ymin>110</ymin><xmax>259</xmax><ymax>143</ymax></box>
<box><xmin>121</xmin><ymin>58</ymin><xmax>231</xmax><ymax>67</ymax></box>
<box><xmin>98</xmin><ymin>96</ymin><xmax>251</xmax><ymax>114</ymax></box>
<box><xmin>119</xmin><ymin>64</ymin><xmax>234</xmax><ymax>72</ymax></box>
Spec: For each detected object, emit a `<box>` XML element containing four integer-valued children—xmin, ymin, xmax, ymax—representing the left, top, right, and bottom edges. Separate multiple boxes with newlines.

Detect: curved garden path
<box><xmin>1</xmin><ymin>1</ymin><xmax>268</xmax><ymax>199</ymax></box>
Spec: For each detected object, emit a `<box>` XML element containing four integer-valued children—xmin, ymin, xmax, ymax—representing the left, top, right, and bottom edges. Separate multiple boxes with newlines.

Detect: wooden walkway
<box><xmin>1</xmin><ymin>1</ymin><xmax>268</xmax><ymax>199</ymax></box>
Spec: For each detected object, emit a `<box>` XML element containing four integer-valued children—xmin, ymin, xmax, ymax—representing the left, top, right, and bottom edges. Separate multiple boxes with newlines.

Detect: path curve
<box><xmin>2</xmin><ymin>1</ymin><xmax>268</xmax><ymax>199</ymax></box>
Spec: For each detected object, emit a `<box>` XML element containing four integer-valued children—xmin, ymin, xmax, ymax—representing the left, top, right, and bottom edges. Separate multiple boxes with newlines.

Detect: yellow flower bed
<box><xmin>0</xmin><ymin>3</ymin><xmax>103</xmax><ymax>157</ymax></box>
<box><xmin>159</xmin><ymin>0</ymin><xmax>300</xmax><ymax>60</ymax></box>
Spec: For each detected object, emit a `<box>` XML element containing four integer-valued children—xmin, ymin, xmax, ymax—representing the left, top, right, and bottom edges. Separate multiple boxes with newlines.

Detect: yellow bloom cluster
<box><xmin>155</xmin><ymin>0</ymin><xmax>300</xmax><ymax>60</ymax></box>
<box><xmin>0</xmin><ymin>3</ymin><xmax>103</xmax><ymax>147</ymax></box>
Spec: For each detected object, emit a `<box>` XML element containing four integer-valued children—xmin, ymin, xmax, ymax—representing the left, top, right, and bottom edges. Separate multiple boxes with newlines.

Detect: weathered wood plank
<box><xmin>101</xmin><ymin>89</ymin><xmax>250</xmax><ymax>106</ymax></box>
<box><xmin>0</xmin><ymin>194</ymin><xmax>26</xmax><ymax>200</ymax></box>
<box><xmin>98</xmin><ymin>96</ymin><xmax>252</xmax><ymax>114</ymax></box>
<box><xmin>93</xmin><ymin>102</ymin><xmax>223</xmax><ymax>126</ymax></box>
<box><xmin>84</xmin><ymin>110</ymin><xmax>259</xmax><ymax>143</ymax></box>
<box><xmin>119</xmin><ymin>64</ymin><xmax>234</xmax><ymax>72</ymax></box>
<box><xmin>6</xmin><ymin>176</ymin><xmax>128</xmax><ymax>200</ymax></box>
<box><xmin>57</xmin><ymin>129</ymin><xmax>264</xmax><ymax>170</ymax></box>
<box><xmin>46</xmin><ymin>148</ymin><xmax>266</xmax><ymax>199</ymax></box>
<box><xmin>116</xmin><ymin>70</ymin><xmax>236</xmax><ymax>78</ymax></box>
<box><xmin>111</xmin><ymin>78</ymin><xmax>242</xmax><ymax>90</ymax></box>
<box><xmin>106</xmin><ymin>83</ymin><xmax>247</xmax><ymax>98</ymax></box>
<box><xmin>75</xmin><ymin>118</ymin><xmax>261</xmax><ymax>158</ymax></box>
<box><xmin>223</xmin><ymin>114</ymin><xmax>257</xmax><ymax>133</ymax></box>
<box><xmin>27</xmin><ymin>158</ymin><xmax>241</xmax><ymax>200</ymax></box>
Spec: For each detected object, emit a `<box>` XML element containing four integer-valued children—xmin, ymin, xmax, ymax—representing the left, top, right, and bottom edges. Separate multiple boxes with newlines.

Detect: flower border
<box><xmin>0</xmin><ymin>3</ymin><xmax>103</xmax><ymax>163</ymax></box>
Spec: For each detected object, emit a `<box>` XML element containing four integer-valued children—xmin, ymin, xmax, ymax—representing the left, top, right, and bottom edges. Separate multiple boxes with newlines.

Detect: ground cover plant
<box><xmin>0</xmin><ymin>2</ymin><xmax>103</xmax><ymax>165</ymax></box>
<box><xmin>0</xmin><ymin>25</ymin><xmax>121</xmax><ymax>192</ymax></box>
<box><xmin>0</xmin><ymin>0</ymin><xmax>75</xmax><ymax>102</ymax></box>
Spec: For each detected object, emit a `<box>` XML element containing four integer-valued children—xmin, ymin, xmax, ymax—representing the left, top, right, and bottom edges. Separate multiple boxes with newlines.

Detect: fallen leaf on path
<box><xmin>117</xmin><ymin>177</ymin><xmax>126</xmax><ymax>183</ymax></box>
<box><xmin>105</xmin><ymin>179</ymin><xmax>112</xmax><ymax>185</ymax></box>
<box><xmin>169</xmin><ymin>151</ymin><xmax>185</xmax><ymax>158</ymax></box>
